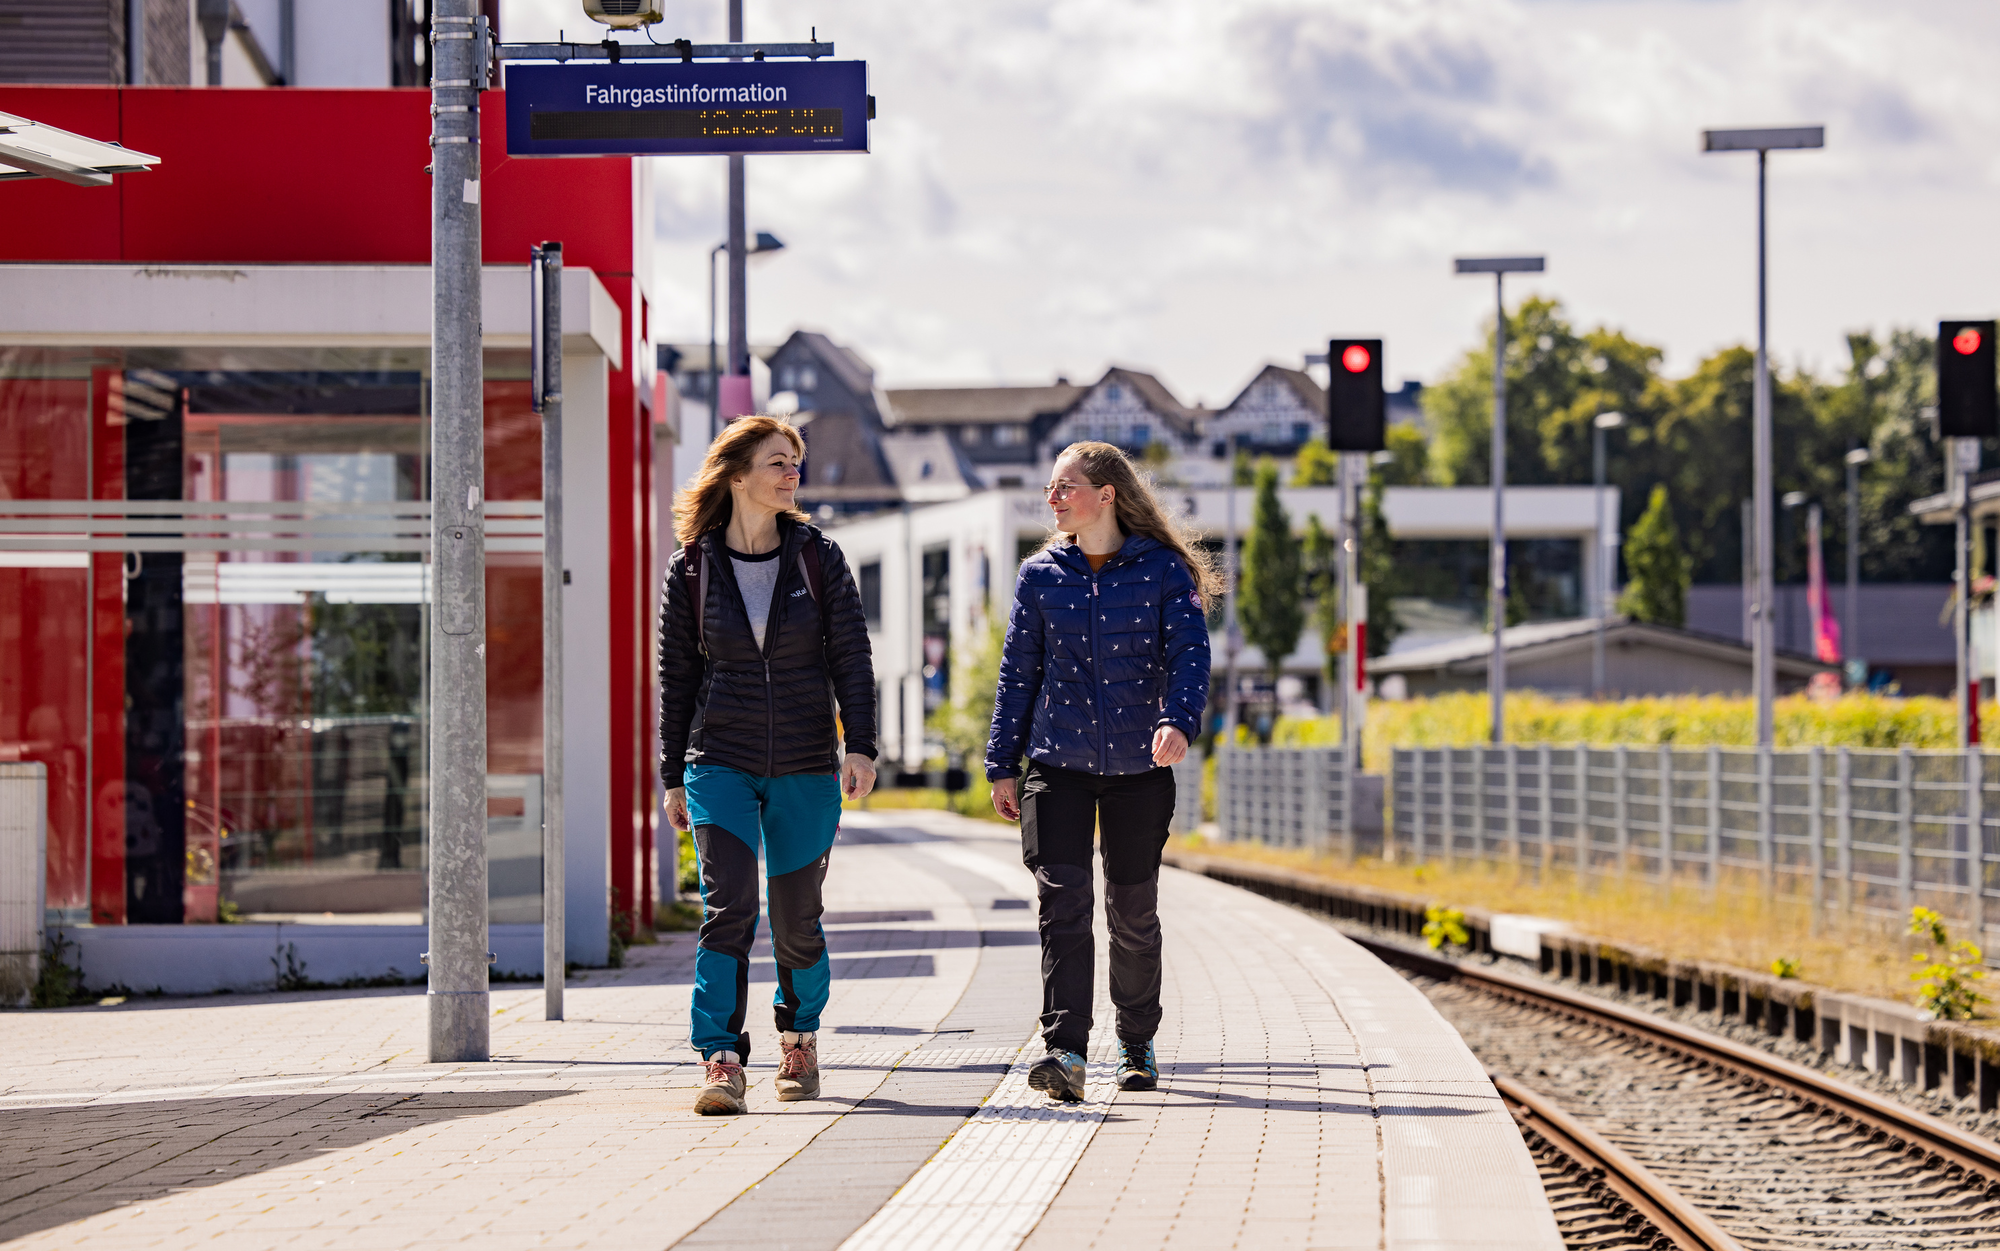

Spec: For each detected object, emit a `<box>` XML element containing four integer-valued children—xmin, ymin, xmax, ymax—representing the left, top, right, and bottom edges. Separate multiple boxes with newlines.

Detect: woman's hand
<box><xmin>664</xmin><ymin>786</ymin><xmax>690</xmax><ymax>832</ymax></box>
<box><xmin>1152</xmin><ymin>726</ymin><xmax>1189</xmax><ymax>767</ymax></box>
<box><xmin>841</xmin><ymin>754</ymin><xmax>877</xmax><ymax>800</ymax></box>
<box><xmin>991</xmin><ymin>776</ymin><xmax>1021</xmax><ymax>821</ymax></box>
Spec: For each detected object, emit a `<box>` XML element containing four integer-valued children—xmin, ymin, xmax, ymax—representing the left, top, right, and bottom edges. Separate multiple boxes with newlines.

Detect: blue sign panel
<box><xmin>503</xmin><ymin>61</ymin><xmax>869</xmax><ymax>157</ymax></box>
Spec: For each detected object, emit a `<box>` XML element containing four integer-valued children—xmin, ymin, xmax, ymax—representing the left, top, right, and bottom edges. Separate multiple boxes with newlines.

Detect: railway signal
<box><xmin>1326</xmin><ymin>338</ymin><xmax>1385</xmax><ymax>452</ymax></box>
<box><xmin>1937</xmin><ymin>319</ymin><xmax>1997</xmax><ymax>439</ymax></box>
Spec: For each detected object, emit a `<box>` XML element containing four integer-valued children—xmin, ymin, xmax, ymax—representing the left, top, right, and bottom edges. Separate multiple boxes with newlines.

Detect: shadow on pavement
<box><xmin>0</xmin><ymin>1089</ymin><xmax>567</xmax><ymax>1242</ymax></box>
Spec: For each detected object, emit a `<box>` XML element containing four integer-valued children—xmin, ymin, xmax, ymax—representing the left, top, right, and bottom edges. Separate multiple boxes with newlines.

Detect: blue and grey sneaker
<box><xmin>1027</xmin><ymin>1049</ymin><xmax>1087</xmax><ymax>1103</ymax></box>
<box><xmin>1116</xmin><ymin>1040</ymin><xmax>1157</xmax><ymax>1092</ymax></box>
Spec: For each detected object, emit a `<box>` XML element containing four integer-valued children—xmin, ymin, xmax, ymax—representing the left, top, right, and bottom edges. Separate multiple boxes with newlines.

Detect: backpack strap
<box><xmin>797</xmin><ymin>536</ymin><xmax>831</xmax><ymax>641</ymax></box>
<box><xmin>683</xmin><ymin>537</ymin><xmax>709</xmax><ymax>656</ymax></box>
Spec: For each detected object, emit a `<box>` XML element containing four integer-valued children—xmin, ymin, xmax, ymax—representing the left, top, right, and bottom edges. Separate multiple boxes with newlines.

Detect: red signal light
<box><xmin>1341</xmin><ymin>344</ymin><xmax>1371</xmax><ymax>373</ymax></box>
<box><xmin>1956</xmin><ymin>327</ymin><xmax>1984</xmax><ymax>356</ymax></box>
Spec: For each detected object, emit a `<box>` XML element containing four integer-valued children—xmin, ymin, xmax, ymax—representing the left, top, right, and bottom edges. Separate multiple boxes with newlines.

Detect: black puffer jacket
<box><xmin>658</xmin><ymin>518</ymin><xmax>877</xmax><ymax>787</ymax></box>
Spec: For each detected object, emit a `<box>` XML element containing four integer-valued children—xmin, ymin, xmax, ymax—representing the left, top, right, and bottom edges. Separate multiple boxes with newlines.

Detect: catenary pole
<box><xmin>1593</xmin><ymin>421</ymin><xmax>1606</xmax><ymax>696</ymax></box>
<box><xmin>427</xmin><ymin>0</ymin><xmax>490</xmax><ymax>1062</ymax></box>
<box><xmin>1223</xmin><ymin>457</ymin><xmax>1239</xmax><ymax>737</ymax></box>
<box><xmin>533</xmin><ymin>243</ymin><xmax>566</xmax><ymax>1022</ymax></box>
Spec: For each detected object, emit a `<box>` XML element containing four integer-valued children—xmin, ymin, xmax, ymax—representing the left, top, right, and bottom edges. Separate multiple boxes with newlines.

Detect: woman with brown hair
<box><xmin>985</xmin><ymin>441</ymin><xmax>1215</xmax><ymax>1101</ymax></box>
<box><xmin>659</xmin><ymin>415</ymin><xmax>878</xmax><ymax>1115</ymax></box>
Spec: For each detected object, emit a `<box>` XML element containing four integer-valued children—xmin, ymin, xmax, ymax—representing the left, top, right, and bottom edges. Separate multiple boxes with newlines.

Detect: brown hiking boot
<box><xmin>774</xmin><ymin>1031</ymin><xmax>820</xmax><ymax>1101</ymax></box>
<box><xmin>694</xmin><ymin>1053</ymin><xmax>747</xmax><ymax>1115</ymax></box>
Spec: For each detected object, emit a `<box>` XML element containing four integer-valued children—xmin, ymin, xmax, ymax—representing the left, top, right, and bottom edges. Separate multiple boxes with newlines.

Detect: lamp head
<box><xmin>1782</xmin><ymin>491</ymin><xmax>1808</xmax><ymax>508</ymax></box>
<box><xmin>582</xmin><ymin>0</ymin><xmax>666</xmax><ymax>30</ymax></box>
<box><xmin>750</xmin><ymin>232</ymin><xmax>786</xmax><ymax>255</ymax></box>
<box><xmin>1593</xmin><ymin>411</ymin><xmax>1626</xmax><ymax>430</ymax></box>
<box><xmin>1845</xmin><ymin>448</ymin><xmax>1872</xmax><ymax>466</ymax></box>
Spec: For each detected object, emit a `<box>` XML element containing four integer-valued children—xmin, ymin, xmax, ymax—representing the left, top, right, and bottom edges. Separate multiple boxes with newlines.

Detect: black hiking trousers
<box><xmin>1019</xmin><ymin>760</ymin><xmax>1176</xmax><ymax>1057</ymax></box>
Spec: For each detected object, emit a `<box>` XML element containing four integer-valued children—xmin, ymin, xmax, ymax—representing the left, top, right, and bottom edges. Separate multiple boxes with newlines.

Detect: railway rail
<box><xmin>1196</xmin><ymin>865</ymin><xmax>2000</xmax><ymax>1248</ymax></box>
<box><xmin>1394</xmin><ymin>942</ymin><xmax>2000</xmax><ymax>1248</ymax></box>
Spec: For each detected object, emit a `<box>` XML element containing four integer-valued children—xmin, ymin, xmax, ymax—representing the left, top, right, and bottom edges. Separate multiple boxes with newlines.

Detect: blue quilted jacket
<box><xmin>985</xmin><ymin>534</ymin><xmax>1211</xmax><ymax>780</ymax></box>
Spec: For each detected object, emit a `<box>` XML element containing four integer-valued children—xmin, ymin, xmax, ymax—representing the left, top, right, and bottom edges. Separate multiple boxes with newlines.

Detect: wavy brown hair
<box><xmin>672</xmin><ymin>415</ymin><xmax>809</xmax><ymax>541</ymax></box>
<box><xmin>1046</xmin><ymin>441</ymin><xmax>1222</xmax><ymax>598</ymax></box>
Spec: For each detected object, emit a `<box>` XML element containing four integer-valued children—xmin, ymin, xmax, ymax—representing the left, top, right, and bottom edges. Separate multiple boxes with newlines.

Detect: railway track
<box><xmin>1373</xmin><ymin>939</ymin><xmax>2000</xmax><ymax>1249</ymax></box>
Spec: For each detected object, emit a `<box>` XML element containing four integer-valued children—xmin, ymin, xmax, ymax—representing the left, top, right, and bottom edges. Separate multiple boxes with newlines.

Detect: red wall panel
<box><xmin>0</xmin><ymin>88</ymin><xmax>125</xmax><ymax>261</ymax></box>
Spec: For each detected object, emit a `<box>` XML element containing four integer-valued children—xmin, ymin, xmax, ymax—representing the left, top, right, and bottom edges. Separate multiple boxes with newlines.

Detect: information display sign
<box><xmin>503</xmin><ymin>60</ymin><xmax>869</xmax><ymax>157</ymax></box>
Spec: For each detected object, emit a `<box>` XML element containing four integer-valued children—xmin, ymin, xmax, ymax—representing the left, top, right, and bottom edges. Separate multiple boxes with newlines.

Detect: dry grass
<box><xmin>1174</xmin><ymin>834</ymin><xmax>1937</xmax><ymax>1006</ymax></box>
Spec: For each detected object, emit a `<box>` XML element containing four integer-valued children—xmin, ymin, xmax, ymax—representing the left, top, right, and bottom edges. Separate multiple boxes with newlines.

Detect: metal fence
<box><xmin>1212</xmin><ymin>744</ymin><xmax>1360</xmax><ymax>856</ymax></box>
<box><xmin>1391</xmin><ymin>744</ymin><xmax>1999</xmax><ymax>937</ymax></box>
<box><xmin>1</xmin><ymin>763</ymin><xmax>46</xmax><ymax>1007</ymax></box>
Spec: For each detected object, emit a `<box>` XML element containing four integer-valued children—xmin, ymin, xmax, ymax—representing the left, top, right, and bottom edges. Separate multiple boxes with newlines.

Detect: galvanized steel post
<box><xmin>427</xmin><ymin>0</ymin><xmax>491</xmax><ymax>1063</ymax></box>
<box><xmin>532</xmin><ymin>242</ymin><xmax>566</xmax><ymax>1023</ymax></box>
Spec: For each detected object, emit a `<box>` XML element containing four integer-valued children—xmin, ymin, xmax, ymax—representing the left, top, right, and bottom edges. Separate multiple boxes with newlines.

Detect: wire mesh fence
<box><xmin>1390</xmin><ymin>744</ymin><xmax>1996</xmax><ymax>941</ymax></box>
<box><xmin>1211</xmin><ymin>743</ymin><xmax>1359</xmax><ymax>858</ymax></box>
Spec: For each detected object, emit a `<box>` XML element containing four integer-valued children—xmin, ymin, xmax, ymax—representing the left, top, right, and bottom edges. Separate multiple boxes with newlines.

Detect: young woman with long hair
<box><xmin>659</xmin><ymin>415</ymin><xmax>878</xmax><ymax>1115</ymax></box>
<box><xmin>985</xmin><ymin>441</ymin><xmax>1216</xmax><ymax>1100</ymax></box>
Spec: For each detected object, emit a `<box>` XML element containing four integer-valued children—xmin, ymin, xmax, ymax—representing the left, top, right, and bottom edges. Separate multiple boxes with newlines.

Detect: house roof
<box><xmin>796</xmin><ymin>409</ymin><xmax>895</xmax><ymax>502</ymax></box>
<box><xmin>878</xmin><ymin>430</ymin><xmax>978</xmax><ymax>502</ymax></box>
<box><xmin>1370</xmin><ymin>617</ymin><xmax>1833</xmax><ymax>678</ymax></box>
<box><xmin>1215</xmin><ymin>363</ymin><xmax>1325</xmax><ymax>418</ymax></box>
<box><xmin>783</xmin><ymin>330</ymin><xmax>880</xmax><ymax>405</ymax></box>
<box><xmin>1059</xmin><ymin>366</ymin><xmax>1204</xmax><ymax>439</ymax></box>
<box><xmin>884</xmin><ymin>382</ymin><xmax>1084</xmax><ymax>427</ymax></box>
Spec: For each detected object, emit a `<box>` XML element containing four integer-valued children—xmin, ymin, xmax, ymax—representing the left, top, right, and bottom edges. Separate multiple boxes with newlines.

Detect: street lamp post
<box><xmin>706</xmin><ymin>231</ymin><xmax>784</xmax><ymax>438</ymax></box>
<box><xmin>1845</xmin><ymin>447</ymin><xmax>1870</xmax><ymax>686</ymax></box>
<box><xmin>1592</xmin><ymin>411</ymin><xmax>1626</xmax><ymax>697</ymax></box>
<box><xmin>1784</xmin><ymin>490</ymin><xmax>1808</xmax><ymax>655</ymax></box>
<box><xmin>1455</xmin><ymin>255</ymin><xmax>1546</xmax><ymax>744</ymax></box>
<box><xmin>1702</xmin><ymin>125</ymin><xmax>1824</xmax><ymax>746</ymax></box>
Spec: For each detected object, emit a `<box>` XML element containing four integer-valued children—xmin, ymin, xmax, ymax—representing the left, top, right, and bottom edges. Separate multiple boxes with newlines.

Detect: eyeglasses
<box><xmin>1044</xmin><ymin>480</ymin><xmax>1092</xmax><ymax>500</ymax></box>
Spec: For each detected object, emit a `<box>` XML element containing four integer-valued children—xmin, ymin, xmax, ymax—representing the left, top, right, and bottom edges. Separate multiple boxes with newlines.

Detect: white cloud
<box><xmin>503</xmin><ymin>0</ymin><xmax>2000</xmax><ymax>401</ymax></box>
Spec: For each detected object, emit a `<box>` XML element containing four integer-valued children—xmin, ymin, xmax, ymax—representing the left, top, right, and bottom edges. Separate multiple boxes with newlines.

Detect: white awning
<box><xmin>0</xmin><ymin>111</ymin><xmax>161</xmax><ymax>188</ymax></box>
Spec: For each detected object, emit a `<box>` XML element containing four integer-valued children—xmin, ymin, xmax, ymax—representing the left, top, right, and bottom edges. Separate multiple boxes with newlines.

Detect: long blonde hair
<box><xmin>1046</xmin><ymin>441</ymin><xmax>1222</xmax><ymax>598</ymax></box>
<box><xmin>672</xmin><ymin>415</ymin><xmax>809</xmax><ymax>542</ymax></box>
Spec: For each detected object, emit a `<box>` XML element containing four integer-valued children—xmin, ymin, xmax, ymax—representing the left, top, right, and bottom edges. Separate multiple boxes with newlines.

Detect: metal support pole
<box><xmin>1808</xmin><ymin>745</ymin><xmax>1824</xmax><ymax>932</ymax></box>
<box><xmin>1706</xmin><ymin>745</ymin><xmax>1722</xmax><ymax>895</ymax></box>
<box><xmin>1223</xmin><ymin>456</ymin><xmax>1239</xmax><ymax>737</ymax></box>
<box><xmin>1956</xmin><ymin>438</ymin><xmax>1973</xmax><ymax>749</ymax></box>
<box><xmin>1342</xmin><ymin>453</ymin><xmax>1361</xmax><ymax>762</ymax></box>
<box><xmin>724</xmin><ymin>0</ymin><xmax>747</xmax><ymax>399</ymax></box>
<box><xmin>1969</xmin><ymin>748</ymin><xmax>1985</xmax><ymax>942</ymax></box>
<box><xmin>1659</xmin><ymin>742</ymin><xmax>1675</xmax><ymax>890</ymax></box>
<box><xmin>532</xmin><ymin>242</ymin><xmax>566</xmax><ymax>1022</ymax></box>
<box><xmin>706</xmin><ymin>243</ymin><xmax>724</xmax><ymax>441</ymax></box>
<box><xmin>1490</xmin><ymin>274</ymin><xmax>1509</xmax><ymax>743</ymax></box>
<box><xmin>1593</xmin><ymin>422</ymin><xmax>1607</xmax><ymax>696</ymax></box>
<box><xmin>427</xmin><ymin>0</ymin><xmax>490</xmax><ymax>1063</ymax></box>
<box><xmin>1836</xmin><ymin>747</ymin><xmax>1854</xmax><ymax>916</ymax></box>
<box><xmin>1752</xmin><ymin>150</ymin><xmax>1776</xmax><ymax>746</ymax></box>
<box><xmin>1613</xmin><ymin>744</ymin><xmax>1630</xmax><ymax>878</ymax></box>
<box><xmin>1757</xmin><ymin>745</ymin><xmax>1774</xmax><ymax>901</ymax></box>
<box><xmin>1846</xmin><ymin>452</ymin><xmax>1863</xmax><ymax>681</ymax></box>
<box><xmin>1898</xmin><ymin>747</ymin><xmax>1916</xmax><ymax>913</ymax></box>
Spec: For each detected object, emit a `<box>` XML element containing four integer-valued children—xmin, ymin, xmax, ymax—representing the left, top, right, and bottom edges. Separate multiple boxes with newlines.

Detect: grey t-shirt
<box><xmin>727</xmin><ymin>546</ymin><xmax>781</xmax><ymax>650</ymax></box>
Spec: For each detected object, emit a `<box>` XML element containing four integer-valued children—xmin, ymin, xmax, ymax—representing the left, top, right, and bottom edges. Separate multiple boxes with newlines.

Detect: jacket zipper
<box><xmin>1088</xmin><ymin>564</ymin><xmax>1107</xmax><ymax>774</ymax></box>
<box><xmin>762</xmin><ymin>543</ymin><xmax>786</xmax><ymax>777</ymax></box>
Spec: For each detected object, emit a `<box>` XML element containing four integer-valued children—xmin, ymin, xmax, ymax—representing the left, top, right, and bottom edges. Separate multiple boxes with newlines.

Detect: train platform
<box><xmin>1</xmin><ymin>808</ymin><xmax>1561</xmax><ymax>1251</ymax></box>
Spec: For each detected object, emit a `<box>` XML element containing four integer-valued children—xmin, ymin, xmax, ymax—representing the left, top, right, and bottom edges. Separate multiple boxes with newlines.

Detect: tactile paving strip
<box><xmin>836</xmin><ymin>1037</ymin><xmax>1119</xmax><ymax>1251</ymax></box>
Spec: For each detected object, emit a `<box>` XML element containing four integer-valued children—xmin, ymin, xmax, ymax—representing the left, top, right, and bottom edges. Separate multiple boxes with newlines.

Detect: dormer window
<box><xmin>1106</xmin><ymin>383</ymin><xmax>1122</xmax><ymax>402</ymax></box>
<box><xmin>798</xmin><ymin>365</ymin><xmax>818</xmax><ymax>391</ymax></box>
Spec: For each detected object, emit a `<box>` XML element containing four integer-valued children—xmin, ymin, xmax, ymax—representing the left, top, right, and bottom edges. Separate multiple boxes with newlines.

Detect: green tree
<box><xmin>1232</xmin><ymin>447</ymin><xmax>1255</xmax><ymax>485</ymax></box>
<box><xmin>1291</xmin><ymin>437</ymin><xmax>1338</xmax><ymax>486</ymax></box>
<box><xmin>1361</xmin><ymin>466</ymin><xmax>1403</xmax><ymax>657</ymax></box>
<box><xmin>1379</xmin><ymin>423</ymin><xmax>1429</xmax><ymax>486</ymax></box>
<box><xmin>1618</xmin><ymin>485</ymin><xmax>1692</xmax><ymax>626</ymax></box>
<box><xmin>1238</xmin><ymin>460</ymin><xmax>1303</xmax><ymax>683</ymax></box>
<box><xmin>1301</xmin><ymin>513</ymin><xmax>1340</xmax><ymax>695</ymax></box>
<box><xmin>937</xmin><ymin>614</ymin><xmax>1005</xmax><ymax>763</ymax></box>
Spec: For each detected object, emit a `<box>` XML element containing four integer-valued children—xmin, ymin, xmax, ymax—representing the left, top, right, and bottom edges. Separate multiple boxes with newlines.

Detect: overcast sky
<box><xmin>501</xmin><ymin>1</ymin><xmax>2000</xmax><ymax>406</ymax></box>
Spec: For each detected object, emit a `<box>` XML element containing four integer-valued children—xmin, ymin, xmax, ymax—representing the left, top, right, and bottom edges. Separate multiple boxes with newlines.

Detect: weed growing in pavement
<box><xmin>273</xmin><ymin>942</ymin><xmax>311</xmax><ymax>992</ymax></box>
<box><xmin>1770</xmin><ymin>956</ymin><xmax>1802</xmax><ymax>979</ymax></box>
<box><xmin>1422</xmin><ymin>905</ymin><xmax>1469</xmax><ymax>951</ymax></box>
<box><xmin>1908</xmin><ymin>906</ymin><xmax>1988</xmax><ymax>1021</ymax></box>
<box><xmin>29</xmin><ymin>932</ymin><xmax>86</xmax><ymax>1008</ymax></box>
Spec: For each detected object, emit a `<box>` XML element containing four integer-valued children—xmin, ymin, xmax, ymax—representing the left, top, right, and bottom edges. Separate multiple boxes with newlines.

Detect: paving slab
<box><xmin>1</xmin><ymin>809</ymin><xmax>1559</xmax><ymax>1250</ymax></box>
